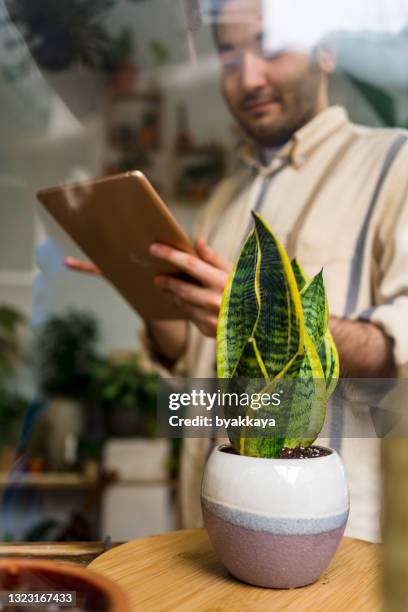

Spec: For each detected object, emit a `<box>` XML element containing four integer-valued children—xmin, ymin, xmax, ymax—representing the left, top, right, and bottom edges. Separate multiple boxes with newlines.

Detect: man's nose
<box><xmin>240</xmin><ymin>51</ymin><xmax>268</xmax><ymax>91</ymax></box>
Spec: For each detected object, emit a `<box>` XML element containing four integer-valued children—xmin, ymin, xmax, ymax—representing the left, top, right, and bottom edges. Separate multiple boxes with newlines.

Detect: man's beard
<box><xmin>227</xmin><ymin>74</ymin><xmax>322</xmax><ymax>147</ymax></box>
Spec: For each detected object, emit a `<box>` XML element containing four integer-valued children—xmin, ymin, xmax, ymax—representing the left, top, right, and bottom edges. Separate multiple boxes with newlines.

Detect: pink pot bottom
<box><xmin>203</xmin><ymin>505</ymin><xmax>346</xmax><ymax>589</ymax></box>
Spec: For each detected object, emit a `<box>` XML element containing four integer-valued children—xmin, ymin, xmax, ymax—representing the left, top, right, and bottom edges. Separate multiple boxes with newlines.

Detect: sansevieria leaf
<box><xmin>239</xmin><ymin>332</ymin><xmax>326</xmax><ymax>457</ymax></box>
<box><xmin>300</xmin><ymin>271</ymin><xmax>328</xmax><ymax>350</ymax></box>
<box><xmin>240</xmin><ymin>213</ymin><xmax>304</xmax><ymax>380</ymax></box>
<box><xmin>217</xmin><ymin>230</ymin><xmax>259</xmax><ymax>378</ymax></box>
<box><xmin>281</xmin><ymin>330</ymin><xmax>326</xmax><ymax>449</ymax></box>
<box><xmin>292</xmin><ymin>258</ymin><xmax>339</xmax><ymax>397</ymax></box>
<box><xmin>291</xmin><ymin>258</ymin><xmax>308</xmax><ymax>292</ymax></box>
<box><xmin>319</xmin><ymin>330</ymin><xmax>339</xmax><ymax>396</ymax></box>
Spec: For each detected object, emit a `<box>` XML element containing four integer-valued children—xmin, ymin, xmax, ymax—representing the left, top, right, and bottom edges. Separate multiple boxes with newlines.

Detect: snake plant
<box><xmin>216</xmin><ymin>212</ymin><xmax>339</xmax><ymax>458</ymax></box>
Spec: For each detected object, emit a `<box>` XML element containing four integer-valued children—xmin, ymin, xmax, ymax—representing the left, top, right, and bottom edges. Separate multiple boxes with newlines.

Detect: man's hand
<box><xmin>64</xmin><ymin>257</ymin><xmax>102</xmax><ymax>276</ymax></box>
<box><xmin>64</xmin><ymin>254</ymin><xmax>188</xmax><ymax>366</ymax></box>
<box><xmin>329</xmin><ymin>316</ymin><xmax>396</xmax><ymax>378</ymax></box>
<box><xmin>150</xmin><ymin>238</ymin><xmax>232</xmax><ymax>338</ymax></box>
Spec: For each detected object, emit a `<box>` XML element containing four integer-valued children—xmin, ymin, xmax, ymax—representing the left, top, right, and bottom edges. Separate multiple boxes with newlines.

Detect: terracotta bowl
<box><xmin>201</xmin><ymin>444</ymin><xmax>349</xmax><ymax>589</ymax></box>
<box><xmin>0</xmin><ymin>559</ymin><xmax>129</xmax><ymax>611</ymax></box>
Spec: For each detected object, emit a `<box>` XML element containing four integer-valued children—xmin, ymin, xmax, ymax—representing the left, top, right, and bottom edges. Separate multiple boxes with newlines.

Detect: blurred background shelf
<box><xmin>0</xmin><ymin>472</ymin><xmax>100</xmax><ymax>490</ymax></box>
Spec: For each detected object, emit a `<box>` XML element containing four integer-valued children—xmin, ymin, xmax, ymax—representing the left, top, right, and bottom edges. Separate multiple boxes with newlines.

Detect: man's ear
<box><xmin>317</xmin><ymin>44</ymin><xmax>336</xmax><ymax>75</ymax></box>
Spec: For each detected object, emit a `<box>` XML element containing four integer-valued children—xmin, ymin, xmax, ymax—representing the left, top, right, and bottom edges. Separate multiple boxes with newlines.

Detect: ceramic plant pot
<box><xmin>201</xmin><ymin>445</ymin><xmax>349</xmax><ymax>589</ymax></box>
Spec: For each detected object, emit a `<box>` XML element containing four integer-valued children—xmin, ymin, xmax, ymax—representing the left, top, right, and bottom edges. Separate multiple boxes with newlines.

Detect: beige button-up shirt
<box><xmin>178</xmin><ymin>106</ymin><xmax>408</xmax><ymax>542</ymax></box>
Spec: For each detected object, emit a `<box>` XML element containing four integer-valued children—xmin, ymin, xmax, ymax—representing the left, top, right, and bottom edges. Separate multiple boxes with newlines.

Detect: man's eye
<box><xmin>220</xmin><ymin>52</ymin><xmax>243</xmax><ymax>71</ymax></box>
<box><xmin>262</xmin><ymin>48</ymin><xmax>285</xmax><ymax>62</ymax></box>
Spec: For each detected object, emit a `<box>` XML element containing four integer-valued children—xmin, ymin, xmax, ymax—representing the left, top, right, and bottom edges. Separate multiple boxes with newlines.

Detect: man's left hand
<box><xmin>150</xmin><ymin>238</ymin><xmax>232</xmax><ymax>338</ymax></box>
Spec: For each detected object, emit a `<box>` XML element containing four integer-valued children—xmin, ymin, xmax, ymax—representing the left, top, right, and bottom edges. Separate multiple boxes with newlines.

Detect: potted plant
<box><xmin>0</xmin><ymin>304</ymin><xmax>28</xmax><ymax>469</ymax></box>
<box><xmin>91</xmin><ymin>354</ymin><xmax>170</xmax><ymax>482</ymax></box>
<box><xmin>91</xmin><ymin>354</ymin><xmax>158</xmax><ymax>439</ymax></box>
<box><xmin>35</xmin><ymin>309</ymin><xmax>99</xmax><ymax>470</ymax></box>
<box><xmin>201</xmin><ymin>213</ymin><xmax>349</xmax><ymax>589</ymax></box>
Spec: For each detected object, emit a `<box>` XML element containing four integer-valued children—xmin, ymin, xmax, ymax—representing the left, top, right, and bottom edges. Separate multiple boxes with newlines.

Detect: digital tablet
<box><xmin>37</xmin><ymin>171</ymin><xmax>195</xmax><ymax>320</ymax></box>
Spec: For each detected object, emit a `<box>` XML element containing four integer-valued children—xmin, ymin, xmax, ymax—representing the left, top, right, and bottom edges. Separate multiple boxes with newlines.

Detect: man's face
<box><xmin>216</xmin><ymin>0</ymin><xmax>326</xmax><ymax>147</ymax></box>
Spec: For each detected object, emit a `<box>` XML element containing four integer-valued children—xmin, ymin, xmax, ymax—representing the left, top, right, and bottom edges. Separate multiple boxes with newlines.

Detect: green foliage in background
<box><xmin>0</xmin><ymin>304</ymin><xmax>25</xmax><ymax>379</ymax></box>
<box><xmin>7</xmin><ymin>0</ymin><xmax>132</xmax><ymax>73</ymax></box>
<box><xmin>217</xmin><ymin>212</ymin><xmax>339</xmax><ymax>458</ymax></box>
<box><xmin>36</xmin><ymin>310</ymin><xmax>99</xmax><ymax>399</ymax></box>
<box><xmin>0</xmin><ymin>304</ymin><xmax>28</xmax><ymax>445</ymax></box>
<box><xmin>91</xmin><ymin>356</ymin><xmax>159</xmax><ymax>413</ymax></box>
<box><xmin>0</xmin><ymin>386</ymin><xmax>27</xmax><ymax>444</ymax></box>
<box><xmin>346</xmin><ymin>73</ymin><xmax>408</xmax><ymax>129</ymax></box>
<box><xmin>91</xmin><ymin>355</ymin><xmax>159</xmax><ymax>437</ymax></box>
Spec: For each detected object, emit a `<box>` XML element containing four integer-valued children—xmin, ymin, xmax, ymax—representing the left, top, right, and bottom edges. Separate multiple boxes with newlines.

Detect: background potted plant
<box><xmin>0</xmin><ymin>304</ymin><xmax>26</xmax><ymax>379</ymax></box>
<box><xmin>35</xmin><ymin>309</ymin><xmax>99</xmax><ymax>470</ymax></box>
<box><xmin>91</xmin><ymin>353</ymin><xmax>170</xmax><ymax>483</ymax></box>
<box><xmin>201</xmin><ymin>213</ymin><xmax>349</xmax><ymax>589</ymax></box>
<box><xmin>0</xmin><ymin>304</ymin><xmax>28</xmax><ymax>470</ymax></box>
<box><xmin>91</xmin><ymin>354</ymin><xmax>158</xmax><ymax>439</ymax></box>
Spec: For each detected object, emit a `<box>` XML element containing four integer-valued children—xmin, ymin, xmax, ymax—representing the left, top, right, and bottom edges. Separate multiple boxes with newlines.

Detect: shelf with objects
<box><xmin>171</xmin><ymin>102</ymin><xmax>227</xmax><ymax>203</ymax></box>
<box><xmin>102</xmin><ymin>61</ymin><xmax>166</xmax><ymax>198</ymax></box>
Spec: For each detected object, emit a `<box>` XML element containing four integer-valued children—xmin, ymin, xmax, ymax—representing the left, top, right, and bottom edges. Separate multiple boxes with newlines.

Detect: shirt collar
<box><xmin>238</xmin><ymin>106</ymin><xmax>350</xmax><ymax>173</ymax></box>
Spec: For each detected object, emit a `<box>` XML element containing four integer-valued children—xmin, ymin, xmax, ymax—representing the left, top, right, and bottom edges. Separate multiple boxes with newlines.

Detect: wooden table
<box><xmin>89</xmin><ymin>529</ymin><xmax>381</xmax><ymax>611</ymax></box>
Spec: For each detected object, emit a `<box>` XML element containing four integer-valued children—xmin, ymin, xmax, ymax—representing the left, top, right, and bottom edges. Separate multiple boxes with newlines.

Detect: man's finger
<box><xmin>195</xmin><ymin>237</ymin><xmax>233</xmax><ymax>273</ymax></box>
<box><xmin>64</xmin><ymin>257</ymin><xmax>102</xmax><ymax>276</ymax></box>
<box><xmin>150</xmin><ymin>243</ymin><xmax>226</xmax><ymax>287</ymax></box>
<box><xmin>174</xmin><ymin>301</ymin><xmax>218</xmax><ymax>337</ymax></box>
<box><xmin>155</xmin><ymin>275</ymin><xmax>221</xmax><ymax>313</ymax></box>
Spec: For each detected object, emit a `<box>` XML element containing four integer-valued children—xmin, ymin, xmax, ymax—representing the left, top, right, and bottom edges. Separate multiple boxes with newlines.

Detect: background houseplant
<box><xmin>0</xmin><ymin>304</ymin><xmax>26</xmax><ymax>380</ymax></box>
<box><xmin>36</xmin><ymin>309</ymin><xmax>98</xmax><ymax>399</ymax></box>
<box><xmin>91</xmin><ymin>354</ymin><xmax>158</xmax><ymax>439</ymax></box>
<box><xmin>202</xmin><ymin>213</ymin><xmax>349</xmax><ymax>589</ymax></box>
<box><xmin>0</xmin><ymin>304</ymin><xmax>28</xmax><ymax>469</ymax></box>
<box><xmin>35</xmin><ymin>309</ymin><xmax>99</xmax><ymax>470</ymax></box>
<box><xmin>92</xmin><ymin>353</ymin><xmax>169</xmax><ymax>540</ymax></box>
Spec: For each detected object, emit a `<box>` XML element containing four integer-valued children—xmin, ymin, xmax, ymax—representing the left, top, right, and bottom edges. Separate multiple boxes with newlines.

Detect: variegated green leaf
<box><xmin>238</xmin><ymin>333</ymin><xmax>326</xmax><ymax>457</ymax></box>
<box><xmin>239</xmin><ymin>433</ymin><xmax>285</xmax><ymax>458</ymax></box>
<box><xmin>292</xmin><ymin>259</ymin><xmax>339</xmax><ymax>397</ymax></box>
<box><xmin>291</xmin><ymin>258</ymin><xmax>308</xmax><ymax>291</ymax></box>
<box><xmin>300</xmin><ymin>271</ymin><xmax>328</xmax><ymax>350</ymax></box>
<box><xmin>245</xmin><ymin>213</ymin><xmax>304</xmax><ymax>379</ymax></box>
<box><xmin>282</xmin><ymin>331</ymin><xmax>326</xmax><ymax>448</ymax></box>
<box><xmin>217</xmin><ymin>230</ymin><xmax>259</xmax><ymax>378</ymax></box>
<box><xmin>319</xmin><ymin>329</ymin><xmax>339</xmax><ymax>397</ymax></box>
<box><xmin>233</xmin><ymin>341</ymin><xmax>265</xmax><ymax>379</ymax></box>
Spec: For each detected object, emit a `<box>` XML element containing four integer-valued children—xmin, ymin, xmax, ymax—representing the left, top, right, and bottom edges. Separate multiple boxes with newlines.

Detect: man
<box><xmin>68</xmin><ymin>0</ymin><xmax>408</xmax><ymax>541</ymax></box>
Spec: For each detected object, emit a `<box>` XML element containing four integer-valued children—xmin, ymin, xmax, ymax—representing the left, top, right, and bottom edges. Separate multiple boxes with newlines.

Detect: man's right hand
<box><xmin>64</xmin><ymin>255</ymin><xmax>187</xmax><ymax>366</ymax></box>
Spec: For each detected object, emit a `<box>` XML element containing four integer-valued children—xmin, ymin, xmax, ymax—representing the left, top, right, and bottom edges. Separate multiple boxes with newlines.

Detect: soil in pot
<box><xmin>221</xmin><ymin>445</ymin><xmax>332</xmax><ymax>459</ymax></box>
